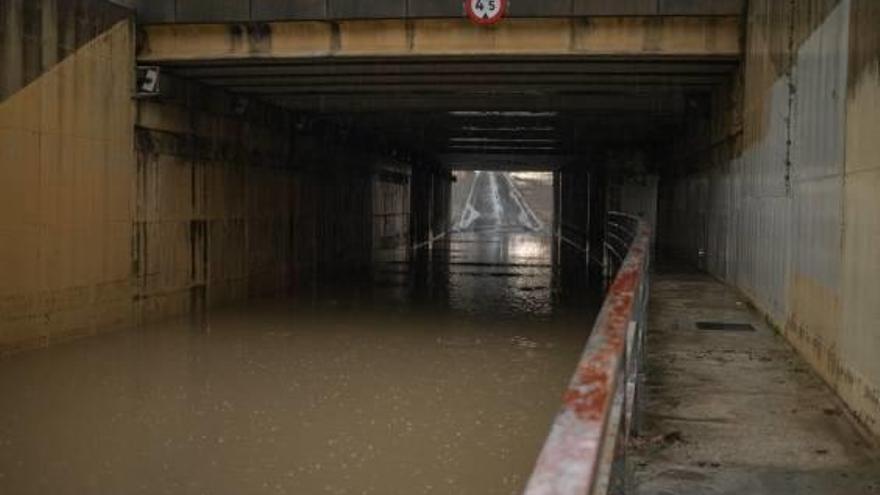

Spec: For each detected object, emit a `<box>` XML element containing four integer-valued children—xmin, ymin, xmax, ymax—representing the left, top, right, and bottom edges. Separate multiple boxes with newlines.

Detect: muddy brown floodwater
<box><xmin>0</xmin><ymin>229</ymin><xmax>601</xmax><ymax>495</ymax></box>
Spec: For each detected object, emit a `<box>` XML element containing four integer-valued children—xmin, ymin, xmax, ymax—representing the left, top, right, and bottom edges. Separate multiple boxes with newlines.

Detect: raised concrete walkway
<box><xmin>632</xmin><ymin>268</ymin><xmax>880</xmax><ymax>495</ymax></box>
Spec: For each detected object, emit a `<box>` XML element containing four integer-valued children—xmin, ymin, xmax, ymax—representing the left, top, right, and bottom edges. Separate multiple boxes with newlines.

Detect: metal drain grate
<box><xmin>696</xmin><ymin>321</ymin><xmax>756</xmax><ymax>332</ymax></box>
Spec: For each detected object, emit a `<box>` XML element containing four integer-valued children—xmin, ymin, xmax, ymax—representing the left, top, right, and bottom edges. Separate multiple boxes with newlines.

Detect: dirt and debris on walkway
<box><xmin>632</xmin><ymin>268</ymin><xmax>880</xmax><ymax>495</ymax></box>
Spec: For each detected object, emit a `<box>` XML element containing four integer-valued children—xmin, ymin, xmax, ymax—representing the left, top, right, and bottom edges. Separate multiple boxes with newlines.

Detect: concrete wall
<box><xmin>0</xmin><ymin>3</ymin><xmax>422</xmax><ymax>352</ymax></box>
<box><xmin>134</xmin><ymin>77</ymin><xmax>301</xmax><ymax>319</ymax></box>
<box><xmin>134</xmin><ymin>74</ymin><xmax>423</xmax><ymax>316</ymax></box>
<box><xmin>839</xmin><ymin>0</ymin><xmax>880</xmax><ymax>438</ymax></box>
<box><xmin>0</xmin><ymin>17</ymin><xmax>135</xmax><ymax>352</ymax></box>
<box><xmin>373</xmin><ymin>165</ymin><xmax>410</xmax><ymax>251</ymax></box>
<box><xmin>660</xmin><ymin>0</ymin><xmax>880</xmax><ymax>437</ymax></box>
<box><xmin>409</xmin><ymin>165</ymin><xmax>453</xmax><ymax>247</ymax></box>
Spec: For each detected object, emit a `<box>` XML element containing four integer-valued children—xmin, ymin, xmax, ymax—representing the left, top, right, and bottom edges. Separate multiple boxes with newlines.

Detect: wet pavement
<box><xmin>0</xmin><ymin>174</ymin><xmax>602</xmax><ymax>494</ymax></box>
<box><xmin>453</xmin><ymin>172</ymin><xmax>545</xmax><ymax>234</ymax></box>
<box><xmin>632</xmin><ymin>267</ymin><xmax>880</xmax><ymax>495</ymax></box>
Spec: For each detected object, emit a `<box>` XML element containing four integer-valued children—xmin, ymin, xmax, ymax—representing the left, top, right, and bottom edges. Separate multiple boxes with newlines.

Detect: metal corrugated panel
<box><xmin>706</xmin><ymin>166</ymin><xmax>730</xmax><ymax>279</ymax></box>
<box><xmin>253</xmin><ymin>0</ymin><xmax>327</xmax><ymax>21</ymax></box>
<box><xmin>108</xmin><ymin>0</ymin><xmax>138</xmax><ymax>7</ymax></box>
<box><xmin>840</xmin><ymin>0</ymin><xmax>880</xmax><ymax>420</ymax></box>
<box><xmin>790</xmin><ymin>0</ymin><xmax>849</xmax><ymax>288</ymax></box>
<box><xmin>175</xmin><ymin>0</ymin><xmax>250</xmax><ymax>23</ymax></box>
<box><xmin>511</xmin><ymin>0</ymin><xmax>574</xmax><ymax>17</ymax></box>
<box><xmin>573</xmin><ymin>0</ymin><xmax>657</xmax><ymax>16</ymax></box>
<box><xmin>662</xmin><ymin>85</ymin><xmax>794</xmax><ymax>322</ymax></box>
<box><xmin>670</xmin><ymin>1</ymin><xmax>851</xmax><ymax>324</ymax></box>
<box><xmin>660</xmin><ymin>0</ymin><xmax>744</xmax><ymax>16</ymax></box>
<box><xmin>791</xmin><ymin>0</ymin><xmax>850</xmax><ymax>182</ymax></box>
<box><xmin>329</xmin><ymin>0</ymin><xmax>406</xmax><ymax>19</ymax></box>
<box><xmin>722</xmin><ymin>72</ymin><xmax>792</xmax><ymax>323</ymax></box>
<box><xmin>407</xmin><ymin>1</ymin><xmax>461</xmax><ymax>18</ymax></box>
<box><xmin>135</xmin><ymin>0</ymin><xmax>176</xmax><ymax>23</ymax></box>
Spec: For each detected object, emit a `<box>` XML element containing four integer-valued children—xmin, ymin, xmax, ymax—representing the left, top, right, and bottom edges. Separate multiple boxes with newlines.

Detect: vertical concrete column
<box><xmin>558</xmin><ymin>166</ymin><xmax>589</xmax><ymax>249</ymax></box>
<box><xmin>431</xmin><ymin>170</ymin><xmax>452</xmax><ymax>238</ymax></box>
<box><xmin>556</xmin><ymin>166</ymin><xmax>590</xmax><ymax>294</ymax></box>
<box><xmin>587</xmin><ymin>165</ymin><xmax>607</xmax><ymax>283</ymax></box>
<box><xmin>409</xmin><ymin>165</ymin><xmax>434</xmax><ymax>248</ymax></box>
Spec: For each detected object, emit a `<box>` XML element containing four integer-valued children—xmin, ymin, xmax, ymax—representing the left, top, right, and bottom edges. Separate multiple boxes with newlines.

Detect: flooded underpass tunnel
<box><xmin>2</xmin><ymin>1</ymin><xmax>880</xmax><ymax>494</ymax></box>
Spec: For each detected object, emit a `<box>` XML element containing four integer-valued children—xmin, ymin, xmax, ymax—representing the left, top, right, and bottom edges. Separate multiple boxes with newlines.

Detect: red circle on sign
<box><xmin>465</xmin><ymin>0</ymin><xmax>508</xmax><ymax>25</ymax></box>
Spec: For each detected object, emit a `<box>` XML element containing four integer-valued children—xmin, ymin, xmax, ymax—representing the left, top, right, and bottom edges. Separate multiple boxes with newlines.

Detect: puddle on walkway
<box><xmin>0</xmin><ymin>229</ymin><xmax>601</xmax><ymax>495</ymax></box>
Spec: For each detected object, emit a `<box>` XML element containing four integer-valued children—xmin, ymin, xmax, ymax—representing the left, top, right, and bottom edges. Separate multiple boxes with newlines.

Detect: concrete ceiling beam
<box><xmin>202</xmin><ymin>73</ymin><xmax>726</xmax><ymax>87</ymax></box>
<box><xmin>169</xmin><ymin>60</ymin><xmax>737</xmax><ymax>78</ymax></box>
<box><xmin>267</xmin><ymin>95</ymin><xmax>685</xmax><ymax>113</ymax></box>
<box><xmin>138</xmin><ymin>17</ymin><xmax>741</xmax><ymax>63</ymax></box>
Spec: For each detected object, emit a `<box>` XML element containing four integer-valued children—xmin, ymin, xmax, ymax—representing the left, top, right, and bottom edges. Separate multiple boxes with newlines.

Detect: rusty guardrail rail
<box><xmin>525</xmin><ymin>212</ymin><xmax>651</xmax><ymax>495</ymax></box>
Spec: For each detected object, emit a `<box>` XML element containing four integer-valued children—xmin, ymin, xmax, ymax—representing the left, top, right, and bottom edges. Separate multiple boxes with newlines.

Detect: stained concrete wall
<box><xmin>134</xmin><ymin>76</ymin><xmax>300</xmax><ymax>319</ymax></box>
<box><xmin>558</xmin><ymin>167</ymin><xmax>590</xmax><ymax>251</ymax></box>
<box><xmin>839</xmin><ymin>0</ymin><xmax>880</xmax><ymax>438</ymax></box>
<box><xmin>135</xmin><ymin>74</ymin><xmax>423</xmax><ymax>315</ymax></box>
<box><xmin>373</xmin><ymin>165</ymin><xmax>410</xmax><ymax>250</ymax></box>
<box><xmin>660</xmin><ymin>0</ymin><xmax>880</xmax><ymax>437</ymax></box>
<box><xmin>0</xmin><ymin>17</ymin><xmax>135</xmax><ymax>352</ymax></box>
<box><xmin>0</xmin><ymin>5</ymin><xmax>422</xmax><ymax>352</ymax></box>
<box><xmin>409</xmin><ymin>165</ymin><xmax>453</xmax><ymax>247</ymax></box>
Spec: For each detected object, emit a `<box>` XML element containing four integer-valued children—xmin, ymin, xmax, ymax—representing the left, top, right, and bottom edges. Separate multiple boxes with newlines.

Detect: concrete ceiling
<box><xmin>163</xmin><ymin>55</ymin><xmax>737</xmax><ymax>168</ymax></box>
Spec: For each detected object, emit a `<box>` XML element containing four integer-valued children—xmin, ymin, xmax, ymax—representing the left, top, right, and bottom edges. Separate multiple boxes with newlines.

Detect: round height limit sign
<box><xmin>465</xmin><ymin>0</ymin><xmax>507</xmax><ymax>25</ymax></box>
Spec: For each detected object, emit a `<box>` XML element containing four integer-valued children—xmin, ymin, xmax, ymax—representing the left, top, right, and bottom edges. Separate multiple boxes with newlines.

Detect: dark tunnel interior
<box><xmin>3</xmin><ymin>3</ymin><xmax>880</xmax><ymax>494</ymax></box>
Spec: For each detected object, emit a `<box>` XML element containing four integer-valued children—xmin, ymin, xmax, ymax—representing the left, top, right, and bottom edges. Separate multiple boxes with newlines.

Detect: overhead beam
<box><xmin>133</xmin><ymin>0</ymin><xmax>745</xmax><ymax>23</ymax></box>
<box><xmin>170</xmin><ymin>60</ymin><xmax>738</xmax><ymax>78</ymax></box>
<box><xmin>138</xmin><ymin>17</ymin><xmax>741</xmax><ymax>63</ymax></box>
<box><xmin>229</xmin><ymin>84</ymin><xmax>714</xmax><ymax>96</ymax></box>
<box><xmin>439</xmin><ymin>154</ymin><xmax>574</xmax><ymax>171</ymax></box>
<box><xmin>269</xmin><ymin>94</ymin><xmax>686</xmax><ymax>112</ymax></box>
<box><xmin>203</xmin><ymin>74</ymin><xmax>726</xmax><ymax>87</ymax></box>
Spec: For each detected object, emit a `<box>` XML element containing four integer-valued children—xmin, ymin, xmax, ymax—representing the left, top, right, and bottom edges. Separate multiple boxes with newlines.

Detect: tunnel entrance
<box><xmin>0</xmin><ymin>11</ymin><xmax>744</xmax><ymax>495</ymax></box>
<box><xmin>2</xmin><ymin>47</ymin><xmax>724</xmax><ymax>491</ymax></box>
<box><xmin>451</xmin><ymin>171</ymin><xmax>549</xmax><ymax>234</ymax></box>
<box><xmin>6</xmin><ymin>5</ymin><xmax>880</xmax><ymax>495</ymax></box>
<box><xmin>3</xmin><ymin>50</ymin><xmax>721</xmax><ymax>493</ymax></box>
<box><xmin>369</xmin><ymin>167</ymin><xmax>599</xmax><ymax>324</ymax></box>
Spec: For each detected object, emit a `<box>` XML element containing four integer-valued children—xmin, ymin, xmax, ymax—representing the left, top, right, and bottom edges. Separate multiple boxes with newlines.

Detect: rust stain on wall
<box><xmin>787</xmin><ymin>274</ymin><xmax>842</xmax><ymax>347</ymax></box>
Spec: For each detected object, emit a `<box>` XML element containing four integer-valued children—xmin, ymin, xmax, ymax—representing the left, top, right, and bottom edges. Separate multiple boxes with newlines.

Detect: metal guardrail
<box><xmin>524</xmin><ymin>212</ymin><xmax>651</xmax><ymax>495</ymax></box>
<box><xmin>604</xmin><ymin>213</ymin><xmax>643</xmax><ymax>283</ymax></box>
